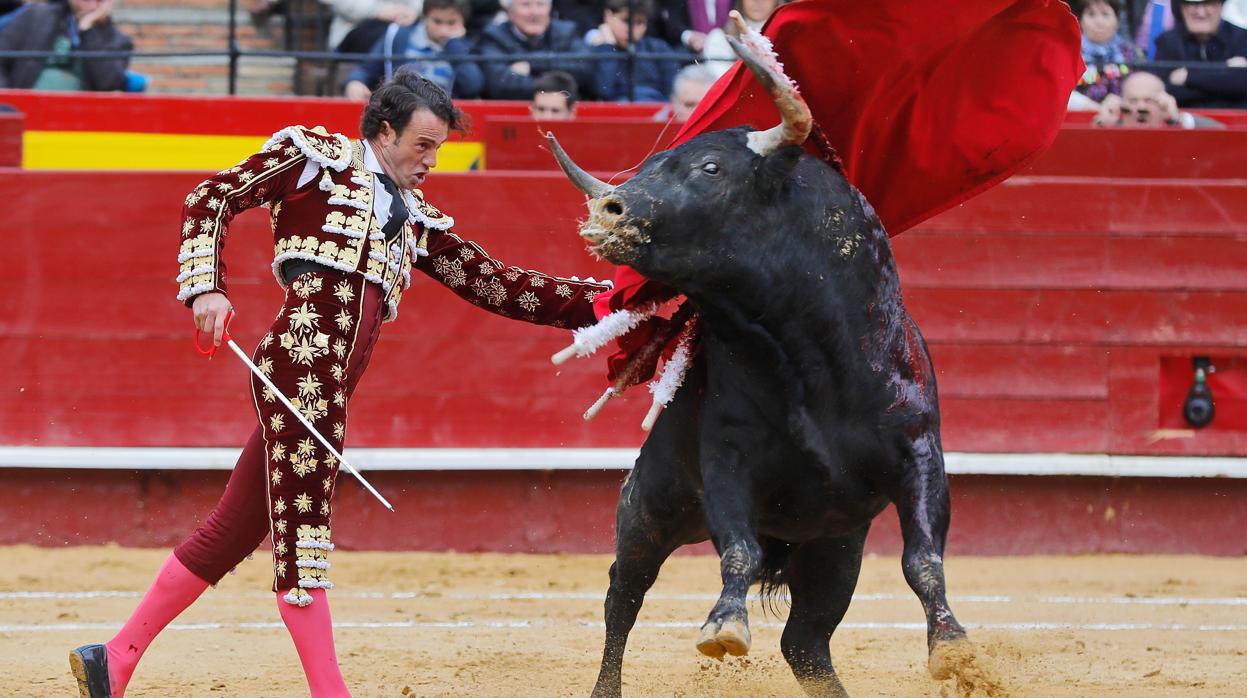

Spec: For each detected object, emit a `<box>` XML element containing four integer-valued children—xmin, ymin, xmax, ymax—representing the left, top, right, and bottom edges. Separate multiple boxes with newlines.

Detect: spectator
<box><xmin>325</xmin><ymin>0</ymin><xmax>423</xmax><ymax>54</ymax></box>
<box><xmin>1071</xmin><ymin>0</ymin><xmax>1144</xmax><ymax>103</ymax></box>
<box><xmin>590</xmin><ymin>0</ymin><xmax>684</xmax><ymax>101</ymax></box>
<box><xmin>343</xmin><ymin>0</ymin><xmax>483</xmax><ymax>99</ymax></box>
<box><xmin>0</xmin><ymin>0</ymin><xmax>132</xmax><ymax>91</ymax></box>
<box><xmin>701</xmin><ymin>0</ymin><xmax>781</xmax><ymax>77</ymax></box>
<box><xmin>653</xmin><ymin>62</ymin><xmax>715</xmax><ymax>120</ymax></box>
<box><xmin>473</xmin><ymin>0</ymin><xmax>592</xmax><ymax>99</ymax></box>
<box><xmin>1154</xmin><ymin>0</ymin><xmax>1247</xmax><ymax>107</ymax></box>
<box><xmin>530</xmin><ymin>69</ymin><xmax>578</xmax><ymax>118</ymax></box>
<box><xmin>1094</xmin><ymin>70</ymin><xmax>1227</xmax><ymax>125</ymax></box>
<box><xmin>652</xmin><ymin>0</ymin><xmax>729</xmax><ymax>54</ymax></box>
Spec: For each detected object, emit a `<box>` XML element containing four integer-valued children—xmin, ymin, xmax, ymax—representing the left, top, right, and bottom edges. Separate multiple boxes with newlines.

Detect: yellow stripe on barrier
<box><xmin>23</xmin><ymin>131</ymin><xmax>483</xmax><ymax>171</ymax></box>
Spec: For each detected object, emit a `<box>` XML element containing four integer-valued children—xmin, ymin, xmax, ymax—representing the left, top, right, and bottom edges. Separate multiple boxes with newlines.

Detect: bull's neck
<box><xmin>688</xmin><ymin>232</ymin><xmax>906</xmax><ymax>392</ymax></box>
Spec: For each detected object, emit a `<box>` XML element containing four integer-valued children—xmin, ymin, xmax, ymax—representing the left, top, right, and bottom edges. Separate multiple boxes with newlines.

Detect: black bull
<box><xmin>554</xmin><ymin>128</ymin><xmax>977</xmax><ymax>698</ymax></box>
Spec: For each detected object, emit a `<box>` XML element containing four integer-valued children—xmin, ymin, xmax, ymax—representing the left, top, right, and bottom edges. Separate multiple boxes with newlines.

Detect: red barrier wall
<box><xmin>8</xmin><ymin>469</ymin><xmax>1245</xmax><ymax>556</ymax></box>
<box><xmin>4</xmin><ymin>170</ymin><xmax>1246</xmax><ymax>455</ymax></box>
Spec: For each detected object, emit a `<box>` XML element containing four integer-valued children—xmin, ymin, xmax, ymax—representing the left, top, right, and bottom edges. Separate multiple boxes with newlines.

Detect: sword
<box><xmin>196</xmin><ymin>312</ymin><xmax>395</xmax><ymax>512</ymax></box>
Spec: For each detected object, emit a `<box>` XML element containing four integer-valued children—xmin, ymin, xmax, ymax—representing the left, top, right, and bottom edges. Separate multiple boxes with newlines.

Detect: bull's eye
<box><xmin>701</xmin><ymin>162</ymin><xmax>720</xmax><ymax>175</ymax></box>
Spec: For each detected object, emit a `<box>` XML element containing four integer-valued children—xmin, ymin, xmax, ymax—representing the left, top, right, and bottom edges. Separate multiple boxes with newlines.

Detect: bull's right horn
<box><xmin>546</xmin><ymin>132</ymin><xmax>615</xmax><ymax>200</ymax></box>
<box><xmin>725</xmin><ymin>11</ymin><xmax>812</xmax><ymax>156</ymax></box>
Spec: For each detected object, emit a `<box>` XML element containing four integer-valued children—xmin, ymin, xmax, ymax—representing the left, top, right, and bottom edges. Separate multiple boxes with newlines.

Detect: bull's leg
<box><xmin>592</xmin><ymin>361</ymin><xmax>705</xmax><ymax>698</ymax></box>
<box><xmin>780</xmin><ymin>527</ymin><xmax>870</xmax><ymax>698</ymax></box>
<box><xmin>892</xmin><ymin>432</ymin><xmax>969</xmax><ymax>679</ymax></box>
<box><xmin>696</xmin><ymin>459</ymin><xmax>761</xmax><ymax>659</ymax></box>
<box><xmin>590</xmin><ymin>475</ymin><xmax>690</xmax><ymax>698</ymax></box>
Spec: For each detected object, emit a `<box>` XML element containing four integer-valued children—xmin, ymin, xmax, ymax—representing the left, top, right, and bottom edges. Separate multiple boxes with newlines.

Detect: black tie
<box><xmin>376</xmin><ymin>172</ymin><xmax>410</xmax><ymax>242</ymax></box>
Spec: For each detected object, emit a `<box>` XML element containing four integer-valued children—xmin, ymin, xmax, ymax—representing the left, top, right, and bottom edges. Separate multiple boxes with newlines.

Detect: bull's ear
<box><xmin>755</xmin><ymin>145</ymin><xmax>803</xmax><ymax>199</ymax></box>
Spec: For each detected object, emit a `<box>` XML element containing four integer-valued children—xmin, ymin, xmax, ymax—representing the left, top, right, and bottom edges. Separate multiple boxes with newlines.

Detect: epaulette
<box><xmin>261</xmin><ymin>125</ymin><xmax>353</xmax><ymax>172</ymax></box>
<box><xmin>404</xmin><ymin>187</ymin><xmax>455</xmax><ymax>231</ymax></box>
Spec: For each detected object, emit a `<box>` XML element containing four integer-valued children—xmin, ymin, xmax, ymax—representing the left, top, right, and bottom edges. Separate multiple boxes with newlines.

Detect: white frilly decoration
<box><xmin>262</xmin><ymin>126</ymin><xmax>352</xmax><ymax>172</ymax></box>
<box><xmin>318</xmin><ymin>169</ymin><xmax>335</xmax><ymax>192</ymax></box>
<box><xmin>641</xmin><ymin>323</ymin><xmax>697</xmax><ymax>431</ymax></box>
<box><xmin>551</xmin><ymin>302</ymin><xmax>661</xmax><ymax>365</ymax></box>
<box><xmin>283</xmin><ymin>588</ymin><xmax>314</xmax><ymax>607</ymax></box>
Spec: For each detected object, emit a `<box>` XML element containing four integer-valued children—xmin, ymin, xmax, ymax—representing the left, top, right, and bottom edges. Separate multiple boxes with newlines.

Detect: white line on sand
<box><xmin>4</xmin><ymin>590</ymin><xmax>1246</xmax><ymax>606</ymax></box>
<box><xmin>3</xmin><ymin>620</ymin><xmax>1246</xmax><ymax>634</ymax></box>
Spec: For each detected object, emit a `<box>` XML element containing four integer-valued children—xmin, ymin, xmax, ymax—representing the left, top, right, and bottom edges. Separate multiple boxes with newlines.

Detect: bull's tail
<box><xmin>756</xmin><ymin>536</ymin><xmax>794</xmax><ymax>617</ymax></box>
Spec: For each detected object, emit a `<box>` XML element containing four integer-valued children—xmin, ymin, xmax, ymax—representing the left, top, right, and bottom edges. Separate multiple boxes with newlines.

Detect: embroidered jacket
<box><xmin>177</xmin><ymin>125</ymin><xmax>609</xmax><ymax>327</ymax></box>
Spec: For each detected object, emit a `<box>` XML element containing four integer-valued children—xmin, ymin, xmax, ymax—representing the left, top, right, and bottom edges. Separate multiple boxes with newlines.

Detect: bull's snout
<box><xmin>578</xmin><ymin>193</ymin><xmax>646</xmax><ymax>264</ymax></box>
<box><xmin>581</xmin><ymin>194</ymin><xmax>627</xmax><ymax>244</ymax></box>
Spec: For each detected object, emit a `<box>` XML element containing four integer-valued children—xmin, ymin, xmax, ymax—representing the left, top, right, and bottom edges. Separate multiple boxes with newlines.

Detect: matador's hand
<box><xmin>192</xmin><ymin>292</ymin><xmax>234</xmax><ymax>347</ymax></box>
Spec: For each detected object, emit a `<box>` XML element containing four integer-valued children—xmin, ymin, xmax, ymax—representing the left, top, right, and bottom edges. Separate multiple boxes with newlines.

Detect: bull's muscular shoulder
<box><xmin>260</xmin><ymin>125</ymin><xmax>353</xmax><ymax>172</ymax></box>
<box><xmin>409</xmin><ymin>188</ymin><xmax>455</xmax><ymax>230</ymax></box>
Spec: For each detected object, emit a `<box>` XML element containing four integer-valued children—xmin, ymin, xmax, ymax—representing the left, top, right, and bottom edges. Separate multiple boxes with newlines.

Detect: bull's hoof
<box><xmin>695</xmin><ymin>618</ymin><xmax>751</xmax><ymax>658</ymax></box>
<box><xmin>927</xmin><ymin>637</ymin><xmax>977</xmax><ymax>680</ymax></box>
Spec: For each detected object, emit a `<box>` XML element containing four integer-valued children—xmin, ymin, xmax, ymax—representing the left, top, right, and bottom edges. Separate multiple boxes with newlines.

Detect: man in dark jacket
<box><xmin>590</xmin><ymin>0</ymin><xmax>686</xmax><ymax>101</ymax></box>
<box><xmin>1154</xmin><ymin>0</ymin><xmax>1247</xmax><ymax>107</ymax></box>
<box><xmin>0</xmin><ymin>0</ymin><xmax>132</xmax><ymax>90</ymax></box>
<box><xmin>342</xmin><ymin>0</ymin><xmax>484</xmax><ymax>99</ymax></box>
<box><xmin>472</xmin><ymin>0</ymin><xmax>592</xmax><ymax>99</ymax></box>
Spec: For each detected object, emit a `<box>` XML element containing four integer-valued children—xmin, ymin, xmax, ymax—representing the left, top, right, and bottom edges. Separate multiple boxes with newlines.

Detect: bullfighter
<box><xmin>68</xmin><ymin>69</ymin><xmax>609</xmax><ymax>698</ymax></box>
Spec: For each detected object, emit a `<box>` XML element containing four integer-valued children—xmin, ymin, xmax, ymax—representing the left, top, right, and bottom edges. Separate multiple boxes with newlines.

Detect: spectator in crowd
<box><xmin>652</xmin><ymin>0</ymin><xmax>729</xmax><ymax>54</ymax></box>
<box><xmin>1094</xmin><ymin>70</ymin><xmax>1227</xmax><ymax>125</ymax></box>
<box><xmin>1072</xmin><ymin>0</ymin><xmax>1145</xmax><ymax>103</ymax></box>
<box><xmin>343</xmin><ymin>0</ymin><xmax>483</xmax><ymax>99</ymax></box>
<box><xmin>325</xmin><ymin>0</ymin><xmax>423</xmax><ymax>54</ymax></box>
<box><xmin>701</xmin><ymin>0</ymin><xmax>781</xmax><ymax>77</ymax></box>
<box><xmin>590</xmin><ymin>0</ymin><xmax>684</xmax><ymax>101</ymax></box>
<box><xmin>530</xmin><ymin>68</ymin><xmax>578</xmax><ymax>118</ymax></box>
<box><xmin>473</xmin><ymin>0</ymin><xmax>592</xmax><ymax>99</ymax></box>
<box><xmin>0</xmin><ymin>0</ymin><xmax>132</xmax><ymax>91</ymax></box>
<box><xmin>1154</xmin><ymin>0</ymin><xmax>1247</xmax><ymax>107</ymax></box>
<box><xmin>653</xmin><ymin>62</ymin><xmax>715</xmax><ymax>120</ymax></box>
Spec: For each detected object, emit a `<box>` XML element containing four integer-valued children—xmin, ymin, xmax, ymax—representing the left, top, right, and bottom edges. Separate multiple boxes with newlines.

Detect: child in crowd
<box><xmin>530</xmin><ymin>69</ymin><xmax>579</xmax><ymax>119</ymax></box>
<box><xmin>343</xmin><ymin>0</ymin><xmax>484</xmax><ymax>99</ymax></box>
<box><xmin>1073</xmin><ymin>0</ymin><xmax>1145</xmax><ymax>103</ymax></box>
<box><xmin>589</xmin><ymin>0</ymin><xmax>686</xmax><ymax>101</ymax></box>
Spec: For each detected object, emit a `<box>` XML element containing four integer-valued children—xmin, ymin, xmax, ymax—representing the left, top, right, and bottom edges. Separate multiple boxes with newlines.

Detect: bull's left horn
<box><xmin>546</xmin><ymin>132</ymin><xmax>614</xmax><ymax>199</ymax></box>
<box><xmin>725</xmin><ymin>11</ymin><xmax>812</xmax><ymax>156</ymax></box>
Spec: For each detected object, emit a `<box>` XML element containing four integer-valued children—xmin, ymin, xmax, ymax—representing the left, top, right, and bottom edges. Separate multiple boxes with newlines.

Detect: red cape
<box><xmin>595</xmin><ymin>0</ymin><xmax>1083</xmax><ymax>381</ymax></box>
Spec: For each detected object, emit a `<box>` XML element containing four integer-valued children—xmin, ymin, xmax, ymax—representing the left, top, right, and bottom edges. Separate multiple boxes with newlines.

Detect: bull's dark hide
<box><xmin>577</xmin><ymin>128</ymin><xmax>979</xmax><ymax>698</ymax></box>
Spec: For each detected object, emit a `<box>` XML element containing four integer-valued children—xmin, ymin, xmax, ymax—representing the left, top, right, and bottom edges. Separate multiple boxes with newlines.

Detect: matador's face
<box><xmin>377</xmin><ymin>108</ymin><xmax>449</xmax><ymax>190</ymax></box>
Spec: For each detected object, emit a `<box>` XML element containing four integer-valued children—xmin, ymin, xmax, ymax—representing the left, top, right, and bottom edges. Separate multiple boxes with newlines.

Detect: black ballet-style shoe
<box><xmin>68</xmin><ymin>643</ymin><xmax>112</xmax><ymax>698</ymax></box>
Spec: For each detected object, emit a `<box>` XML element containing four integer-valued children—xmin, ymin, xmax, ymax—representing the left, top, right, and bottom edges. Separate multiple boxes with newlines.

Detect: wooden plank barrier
<box><xmin>3</xmin><ymin>170</ymin><xmax>1246</xmax><ymax>457</ymax></box>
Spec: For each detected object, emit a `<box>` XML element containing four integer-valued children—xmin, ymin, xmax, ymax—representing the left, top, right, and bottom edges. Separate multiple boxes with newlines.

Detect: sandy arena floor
<box><xmin>2</xmin><ymin>546</ymin><xmax>1245</xmax><ymax>697</ymax></box>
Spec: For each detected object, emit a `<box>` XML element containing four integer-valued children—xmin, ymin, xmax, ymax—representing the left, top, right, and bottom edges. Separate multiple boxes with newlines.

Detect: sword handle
<box><xmin>194</xmin><ymin>310</ymin><xmax>234</xmax><ymax>358</ymax></box>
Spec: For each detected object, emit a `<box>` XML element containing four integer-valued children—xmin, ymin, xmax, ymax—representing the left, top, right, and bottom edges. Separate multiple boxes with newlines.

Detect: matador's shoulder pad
<box><xmin>407</xmin><ymin>187</ymin><xmax>455</xmax><ymax>231</ymax></box>
<box><xmin>261</xmin><ymin>125</ymin><xmax>354</xmax><ymax>172</ymax></box>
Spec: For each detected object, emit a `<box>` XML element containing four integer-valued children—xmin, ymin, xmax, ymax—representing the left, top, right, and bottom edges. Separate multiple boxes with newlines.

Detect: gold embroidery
<box><xmin>294</xmin><ymin>493</ymin><xmax>313</xmax><ymax>514</ymax></box>
<box><xmin>333</xmin><ymin>280</ymin><xmax>355</xmax><ymax>303</ymax></box>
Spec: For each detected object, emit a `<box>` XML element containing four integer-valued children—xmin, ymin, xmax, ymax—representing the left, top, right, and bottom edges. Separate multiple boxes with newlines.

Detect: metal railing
<box><xmin>0</xmin><ymin>0</ymin><xmax>1243</xmax><ymax>100</ymax></box>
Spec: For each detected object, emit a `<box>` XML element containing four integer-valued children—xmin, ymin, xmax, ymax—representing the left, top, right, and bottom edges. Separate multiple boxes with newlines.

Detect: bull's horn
<box><xmin>725</xmin><ymin>11</ymin><xmax>812</xmax><ymax>156</ymax></box>
<box><xmin>546</xmin><ymin>132</ymin><xmax>614</xmax><ymax>199</ymax></box>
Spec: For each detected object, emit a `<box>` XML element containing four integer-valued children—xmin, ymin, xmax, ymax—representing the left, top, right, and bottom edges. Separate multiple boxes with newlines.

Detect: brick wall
<box><xmin>114</xmin><ymin>0</ymin><xmax>335</xmax><ymax>96</ymax></box>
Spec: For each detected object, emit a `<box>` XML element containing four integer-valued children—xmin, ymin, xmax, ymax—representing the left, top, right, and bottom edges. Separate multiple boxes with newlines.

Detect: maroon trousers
<box><xmin>174</xmin><ymin>271</ymin><xmax>385</xmax><ymax>588</ymax></box>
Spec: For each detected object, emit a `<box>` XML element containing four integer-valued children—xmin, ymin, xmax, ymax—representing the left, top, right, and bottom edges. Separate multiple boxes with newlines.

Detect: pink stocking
<box><xmin>277</xmin><ymin>588</ymin><xmax>350</xmax><ymax>697</ymax></box>
<box><xmin>105</xmin><ymin>553</ymin><xmax>210</xmax><ymax>697</ymax></box>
